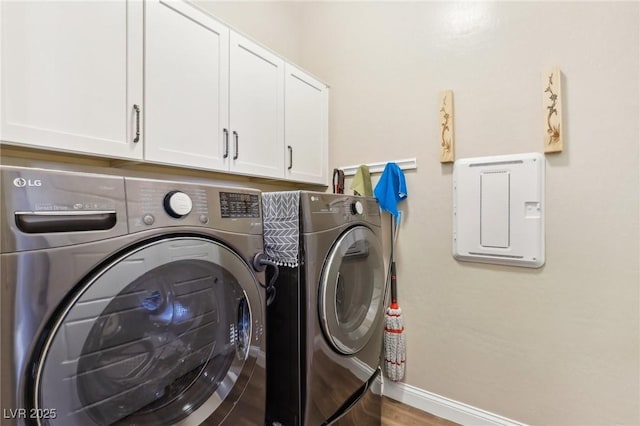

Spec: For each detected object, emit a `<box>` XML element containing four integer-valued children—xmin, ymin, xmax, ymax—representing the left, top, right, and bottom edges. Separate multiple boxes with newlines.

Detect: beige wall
<box><xmin>201</xmin><ymin>2</ymin><xmax>640</xmax><ymax>425</ymax></box>
<box><xmin>194</xmin><ymin>1</ymin><xmax>303</xmax><ymax>64</ymax></box>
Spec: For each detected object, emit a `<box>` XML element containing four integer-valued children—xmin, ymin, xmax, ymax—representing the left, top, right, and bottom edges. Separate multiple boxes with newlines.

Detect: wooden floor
<box><xmin>381</xmin><ymin>397</ymin><xmax>460</xmax><ymax>426</ymax></box>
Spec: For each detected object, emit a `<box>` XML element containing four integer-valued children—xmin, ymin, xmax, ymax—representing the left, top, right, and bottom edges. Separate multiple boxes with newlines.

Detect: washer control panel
<box><xmin>125</xmin><ymin>178</ymin><xmax>262</xmax><ymax>235</ymax></box>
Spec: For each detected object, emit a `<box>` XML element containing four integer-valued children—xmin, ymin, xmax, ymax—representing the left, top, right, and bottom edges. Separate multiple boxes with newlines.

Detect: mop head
<box><xmin>384</xmin><ymin>305</ymin><xmax>406</xmax><ymax>381</ymax></box>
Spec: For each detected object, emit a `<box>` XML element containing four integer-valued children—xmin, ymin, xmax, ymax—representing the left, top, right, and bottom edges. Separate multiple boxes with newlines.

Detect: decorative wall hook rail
<box><xmin>339</xmin><ymin>158</ymin><xmax>417</xmax><ymax>177</ymax></box>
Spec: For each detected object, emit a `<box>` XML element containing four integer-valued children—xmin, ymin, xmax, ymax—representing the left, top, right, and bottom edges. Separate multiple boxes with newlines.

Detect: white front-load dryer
<box><xmin>0</xmin><ymin>166</ymin><xmax>266</xmax><ymax>426</ymax></box>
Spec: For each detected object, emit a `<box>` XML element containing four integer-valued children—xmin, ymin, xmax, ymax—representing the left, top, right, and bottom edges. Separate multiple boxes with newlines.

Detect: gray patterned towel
<box><xmin>262</xmin><ymin>191</ymin><xmax>300</xmax><ymax>267</ymax></box>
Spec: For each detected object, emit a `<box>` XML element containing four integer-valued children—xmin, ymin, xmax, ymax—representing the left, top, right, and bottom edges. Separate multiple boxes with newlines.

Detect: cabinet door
<box><xmin>1</xmin><ymin>1</ymin><xmax>143</xmax><ymax>160</ymax></box>
<box><xmin>284</xmin><ymin>65</ymin><xmax>329</xmax><ymax>185</ymax></box>
<box><xmin>229</xmin><ymin>32</ymin><xmax>285</xmax><ymax>179</ymax></box>
<box><xmin>145</xmin><ymin>0</ymin><xmax>230</xmax><ymax>171</ymax></box>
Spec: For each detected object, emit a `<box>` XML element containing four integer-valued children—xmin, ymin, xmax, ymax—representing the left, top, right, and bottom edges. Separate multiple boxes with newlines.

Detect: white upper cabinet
<box><xmin>1</xmin><ymin>1</ymin><xmax>329</xmax><ymax>184</ymax></box>
<box><xmin>1</xmin><ymin>1</ymin><xmax>143</xmax><ymax>160</ymax></box>
<box><xmin>144</xmin><ymin>0</ymin><xmax>230</xmax><ymax>170</ymax></box>
<box><xmin>229</xmin><ymin>32</ymin><xmax>285</xmax><ymax>180</ymax></box>
<box><xmin>284</xmin><ymin>64</ymin><xmax>329</xmax><ymax>185</ymax></box>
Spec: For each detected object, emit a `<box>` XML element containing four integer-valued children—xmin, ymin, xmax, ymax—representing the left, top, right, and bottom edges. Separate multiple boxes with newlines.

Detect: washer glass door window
<box><xmin>34</xmin><ymin>237</ymin><xmax>260</xmax><ymax>426</ymax></box>
<box><xmin>319</xmin><ymin>226</ymin><xmax>384</xmax><ymax>355</ymax></box>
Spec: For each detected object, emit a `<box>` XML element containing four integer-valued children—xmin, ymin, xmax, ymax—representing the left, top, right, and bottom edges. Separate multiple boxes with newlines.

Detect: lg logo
<box><xmin>13</xmin><ymin>178</ymin><xmax>42</xmax><ymax>188</ymax></box>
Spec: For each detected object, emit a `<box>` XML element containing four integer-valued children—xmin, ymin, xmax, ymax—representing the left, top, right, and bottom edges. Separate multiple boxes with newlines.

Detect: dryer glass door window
<box><xmin>319</xmin><ymin>226</ymin><xmax>385</xmax><ymax>355</ymax></box>
<box><xmin>34</xmin><ymin>237</ymin><xmax>261</xmax><ymax>426</ymax></box>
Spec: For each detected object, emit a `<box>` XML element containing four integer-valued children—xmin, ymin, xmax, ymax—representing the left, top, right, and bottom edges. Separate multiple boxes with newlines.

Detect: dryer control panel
<box><xmin>300</xmin><ymin>191</ymin><xmax>381</xmax><ymax>233</ymax></box>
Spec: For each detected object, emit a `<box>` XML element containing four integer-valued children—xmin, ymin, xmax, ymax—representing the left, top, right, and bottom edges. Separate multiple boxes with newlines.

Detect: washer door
<box><xmin>34</xmin><ymin>236</ymin><xmax>261</xmax><ymax>426</ymax></box>
<box><xmin>318</xmin><ymin>226</ymin><xmax>385</xmax><ymax>355</ymax></box>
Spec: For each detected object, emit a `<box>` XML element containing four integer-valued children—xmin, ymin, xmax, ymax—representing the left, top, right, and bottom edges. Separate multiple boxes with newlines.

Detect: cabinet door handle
<box><xmin>133</xmin><ymin>104</ymin><xmax>141</xmax><ymax>143</ymax></box>
<box><xmin>233</xmin><ymin>131</ymin><xmax>239</xmax><ymax>160</ymax></box>
<box><xmin>223</xmin><ymin>128</ymin><xmax>229</xmax><ymax>159</ymax></box>
<box><xmin>288</xmin><ymin>145</ymin><xmax>293</xmax><ymax>170</ymax></box>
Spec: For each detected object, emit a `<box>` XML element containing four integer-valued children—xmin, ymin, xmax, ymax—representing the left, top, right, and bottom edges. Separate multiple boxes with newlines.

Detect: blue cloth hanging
<box><xmin>374</xmin><ymin>162</ymin><xmax>407</xmax><ymax>223</ymax></box>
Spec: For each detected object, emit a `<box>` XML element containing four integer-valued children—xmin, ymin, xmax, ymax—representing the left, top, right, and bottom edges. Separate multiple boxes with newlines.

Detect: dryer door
<box><xmin>33</xmin><ymin>236</ymin><xmax>262</xmax><ymax>426</ymax></box>
<box><xmin>319</xmin><ymin>226</ymin><xmax>385</xmax><ymax>355</ymax></box>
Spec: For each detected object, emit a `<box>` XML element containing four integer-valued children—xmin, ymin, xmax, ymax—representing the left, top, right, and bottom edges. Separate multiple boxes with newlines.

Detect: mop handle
<box><xmin>384</xmin><ymin>213</ymin><xmax>401</xmax><ymax>309</ymax></box>
<box><xmin>390</xmin><ymin>261</ymin><xmax>397</xmax><ymax>304</ymax></box>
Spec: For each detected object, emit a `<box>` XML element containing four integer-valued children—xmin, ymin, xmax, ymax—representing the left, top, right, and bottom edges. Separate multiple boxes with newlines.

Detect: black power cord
<box><xmin>252</xmin><ymin>253</ymin><xmax>280</xmax><ymax>306</ymax></box>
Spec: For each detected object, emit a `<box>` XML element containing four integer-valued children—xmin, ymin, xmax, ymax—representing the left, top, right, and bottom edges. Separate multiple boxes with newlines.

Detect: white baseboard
<box><xmin>383</xmin><ymin>380</ymin><xmax>527</xmax><ymax>426</ymax></box>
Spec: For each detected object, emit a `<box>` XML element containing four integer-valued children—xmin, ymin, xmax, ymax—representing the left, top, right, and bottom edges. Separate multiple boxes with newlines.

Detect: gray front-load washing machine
<box><xmin>0</xmin><ymin>166</ymin><xmax>266</xmax><ymax>425</ymax></box>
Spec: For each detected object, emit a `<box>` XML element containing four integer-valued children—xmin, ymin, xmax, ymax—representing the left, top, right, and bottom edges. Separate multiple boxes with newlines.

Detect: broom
<box><xmin>384</xmin><ymin>220</ymin><xmax>405</xmax><ymax>381</ymax></box>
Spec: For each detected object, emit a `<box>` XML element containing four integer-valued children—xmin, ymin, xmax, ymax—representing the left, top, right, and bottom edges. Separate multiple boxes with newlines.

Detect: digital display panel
<box><xmin>219</xmin><ymin>192</ymin><xmax>260</xmax><ymax>218</ymax></box>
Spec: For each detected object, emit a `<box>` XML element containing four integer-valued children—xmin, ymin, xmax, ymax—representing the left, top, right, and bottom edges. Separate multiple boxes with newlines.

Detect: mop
<box><xmin>384</xmin><ymin>218</ymin><xmax>406</xmax><ymax>381</ymax></box>
<box><xmin>374</xmin><ymin>162</ymin><xmax>408</xmax><ymax>381</ymax></box>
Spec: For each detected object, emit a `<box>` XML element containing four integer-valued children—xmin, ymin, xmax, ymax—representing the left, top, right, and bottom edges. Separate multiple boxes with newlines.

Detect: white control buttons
<box><xmin>351</xmin><ymin>201</ymin><xmax>364</xmax><ymax>215</ymax></box>
<box><xmin>164</xmin><ymin>191</ymin><xmax>193</xmax><ymax>218</ymax></box>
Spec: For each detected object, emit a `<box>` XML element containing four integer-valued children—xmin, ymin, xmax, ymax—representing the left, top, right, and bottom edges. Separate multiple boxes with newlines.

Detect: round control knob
<box><xmin>351</xmin><ymin>200</ymin><xmax>364</xmax><ymax>215</ymax></box>
<box><xmin>164</xmin><ymin>191</ymin><xmax>193</xmax><ymax>218</ymax></box>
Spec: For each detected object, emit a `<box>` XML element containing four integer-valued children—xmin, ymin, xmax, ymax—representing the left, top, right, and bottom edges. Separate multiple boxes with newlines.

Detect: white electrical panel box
<box><xmin>452</xmin><ymin>152</ymin><xmax>545</xmax><ymax>268</ymax></box>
